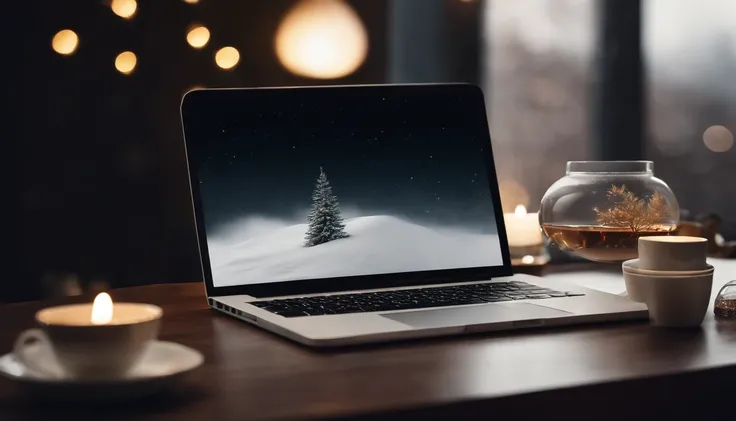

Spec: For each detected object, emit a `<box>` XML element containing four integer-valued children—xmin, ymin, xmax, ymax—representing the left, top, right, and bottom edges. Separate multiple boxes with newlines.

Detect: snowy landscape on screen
<box><xmin>194</xmin><ymin>90</ymin><xmax>505</xmax><ymax>288</ymax></box>
<box><xmin>207</xmin><ymin>215</ymin><xmax>504</xmax><ymax>286</ymax></box>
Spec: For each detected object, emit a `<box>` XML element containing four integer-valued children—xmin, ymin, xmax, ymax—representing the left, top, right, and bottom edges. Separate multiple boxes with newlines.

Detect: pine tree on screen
<box><xmin>304</xmin><ymin>167</ymin><xmax>349</xmax><ymax>247</ymax></box>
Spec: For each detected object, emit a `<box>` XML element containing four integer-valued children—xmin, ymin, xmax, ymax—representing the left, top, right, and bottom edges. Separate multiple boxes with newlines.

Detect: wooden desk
<box><xmin>1</xmin><ymin>262</ymin><xmax>735</xmax><ymax>421</ymax></box>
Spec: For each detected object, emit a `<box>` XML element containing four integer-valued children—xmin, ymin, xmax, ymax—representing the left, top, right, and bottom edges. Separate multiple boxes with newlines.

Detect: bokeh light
<box><xmin>703</xmin><ymin>125</ymin><xmax>734</xmax><ymax>153</ymax></box>
<box><xmin>111</xmin><ymin>0</ymin><xmax>137</xmax><ymax>19</ymax></box>
<box><xmin>215</xmin><ymin>46</ymin><xmax>240</xmax><ymax>70</ymax></box>
<box><xmin>275</xmin><ymin>0</ymin><xmax>368</xmax><ymax>79</ymax></box>
<box><xmin>51</xmin><ymin>29</ymin><xmax>79</xmax><ymax>55</ymax></box>
<box><xmin>183</xmin><ymin>0</ymin><xmax>199</xmax><ymax>3</ymax></box>
<box><xmin>186</xmin><ymin>25</ymin><xmax>210</xmax><ymax>49</ymax></box>
<box><xmin>115</xmin><ymin>51</ymin><xmax>137</xmax><ymax>74</ymax></box>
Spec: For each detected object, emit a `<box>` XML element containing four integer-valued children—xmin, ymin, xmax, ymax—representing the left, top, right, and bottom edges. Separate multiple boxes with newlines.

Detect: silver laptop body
<box><xmin>180</xmin><ymin>84</ymin><xmax>647</xmax><ymax>347</ymax></box>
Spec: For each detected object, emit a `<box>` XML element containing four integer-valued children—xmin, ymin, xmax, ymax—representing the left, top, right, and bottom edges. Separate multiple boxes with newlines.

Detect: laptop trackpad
<box><xmin>381</xmin><ymin>303</ymin><xmax>570</xmax><ymax>329</ymax></box>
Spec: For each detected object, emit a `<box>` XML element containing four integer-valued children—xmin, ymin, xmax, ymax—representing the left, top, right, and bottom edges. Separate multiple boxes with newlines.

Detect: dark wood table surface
<box><xmin>1</xmin><ymin>268</ymin><xmax>736</xmax><ymax>421</ymax></box>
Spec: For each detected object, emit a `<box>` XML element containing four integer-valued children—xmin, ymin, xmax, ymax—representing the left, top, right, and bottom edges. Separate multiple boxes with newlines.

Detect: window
<box><xmin>645</xmin><ymin>0</ymin><xmax>736</xmax><ymax>227</ymax></box>
<box><xmin>484</xmin><ymin>0</ymin><xmax>595</xmax><ymax>213</ymax></box>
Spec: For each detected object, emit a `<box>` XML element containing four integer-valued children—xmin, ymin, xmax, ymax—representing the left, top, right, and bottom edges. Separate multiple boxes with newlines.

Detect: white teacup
<box><xmin>13</xmin><ymin>303</ymin><xmax>162</xmax><ymax>379</ymax></box>
<box><xmin>622</xmin><ymin>269</ymin><xmax>713</xmax><ymax>327</ymax></box>
<box><xmin>637</xmin><ymin>236</ymin><xmax>708</xmax><ymax>271</ymax></box>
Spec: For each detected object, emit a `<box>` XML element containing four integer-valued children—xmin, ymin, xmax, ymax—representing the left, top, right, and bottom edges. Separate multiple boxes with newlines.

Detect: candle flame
<box><xmin>91</xmin><ymin>292</ymin><xmax>113</xmax><ymax>325</ymax></box>
<box><xmin>514</xmin><ymin>205</ymin><xmax>527</xmax><ymax>216</ymax></box>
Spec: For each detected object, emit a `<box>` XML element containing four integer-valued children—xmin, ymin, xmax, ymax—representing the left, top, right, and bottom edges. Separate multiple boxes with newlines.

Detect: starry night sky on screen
<box><xmin>182</xmin><ymin>85</ymin><xmax>499</xmax><ymax>234</ymax></box>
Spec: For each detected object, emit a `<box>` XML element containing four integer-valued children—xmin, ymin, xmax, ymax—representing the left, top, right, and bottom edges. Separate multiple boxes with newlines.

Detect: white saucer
<box><xmin>0</xmin><ymin>340</ymin><xmax>203</xmax><ymax>400</ymax></box>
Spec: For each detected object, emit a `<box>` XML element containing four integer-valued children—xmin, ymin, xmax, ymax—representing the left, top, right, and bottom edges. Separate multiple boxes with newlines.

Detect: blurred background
<box><xmin>5</xmin><ymin>0</ymin><xmax>735</xmax><ymax>302</ymax></box>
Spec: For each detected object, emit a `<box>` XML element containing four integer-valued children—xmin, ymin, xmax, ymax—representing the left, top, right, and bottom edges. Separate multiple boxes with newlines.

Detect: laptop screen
<box><xmin>182</xmin><ymin>85</ymin><xmax>507</xmax><ymax>288</ymax></box>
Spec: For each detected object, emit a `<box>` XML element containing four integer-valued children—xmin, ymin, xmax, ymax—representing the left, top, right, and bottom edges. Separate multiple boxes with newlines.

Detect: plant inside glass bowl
<box><xmin>540</xmin><ymin>161</ymin><xmax>679</xmax><ymax>263</ymax></box>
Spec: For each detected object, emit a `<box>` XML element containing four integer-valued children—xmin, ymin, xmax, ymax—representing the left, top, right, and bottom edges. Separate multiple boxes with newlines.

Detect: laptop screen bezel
<box><xmin>180</xmin><ymin>84</ymin><xmax>513</xmax><ymax>298</ymax></box>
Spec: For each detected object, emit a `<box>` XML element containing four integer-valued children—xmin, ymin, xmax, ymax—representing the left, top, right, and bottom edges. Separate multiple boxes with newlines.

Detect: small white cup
<box><xmin>623</xmin><ymin>269</ymin><xmax>713</xmax><ymax>327</ymax></box>
<box><xmin>637</xmin><ymin>236</ymin><xmax>708</xmax><ymax>271</ymax></box>
<box><xmin>13</xmin><ymin>303</ymin><xmax>162</xmax><ymax>379</ymax></box>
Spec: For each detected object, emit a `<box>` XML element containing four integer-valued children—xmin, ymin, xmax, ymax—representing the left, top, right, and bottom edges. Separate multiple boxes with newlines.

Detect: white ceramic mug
<box><xmin>637</xmin><ymin>236</ymin><xmax>708</xmax><ymax>271</ymax></box>
<box><xmin>623</xmin><ymin>270</ymin><xmax>713</xmax><ymax>327</ymax></box>
<box><xmin>13</xmin><ymin>303</ymin><xmax>162</xmax><ymax>379</ymax></box>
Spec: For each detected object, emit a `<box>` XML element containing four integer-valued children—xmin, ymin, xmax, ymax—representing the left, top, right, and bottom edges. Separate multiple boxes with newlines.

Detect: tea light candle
<box><xmin>504</xmin><ymin>205</ymin><xmax>543</xmax><ymax>247</ymax></box>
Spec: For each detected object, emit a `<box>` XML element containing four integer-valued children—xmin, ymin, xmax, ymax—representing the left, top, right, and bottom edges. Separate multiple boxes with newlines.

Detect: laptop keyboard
<box><xmin>251</xmin><ymin>281</ymin><xmax>584</xmax><ymax>318</ymax></box>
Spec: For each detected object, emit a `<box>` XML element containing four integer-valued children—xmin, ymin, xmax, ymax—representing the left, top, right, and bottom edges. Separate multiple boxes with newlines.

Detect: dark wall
<box><xmin>8</xmin><ymin>0</ymin><xmax>388</xmax><ymax>302</ymax></box>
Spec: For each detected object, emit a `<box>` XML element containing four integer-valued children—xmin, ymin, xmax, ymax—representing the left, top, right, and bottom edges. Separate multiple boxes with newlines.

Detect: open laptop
<box><xmin>180</xmin><ymin>84</ymin><xmax>647</xmax><ymax>347</ymax></box>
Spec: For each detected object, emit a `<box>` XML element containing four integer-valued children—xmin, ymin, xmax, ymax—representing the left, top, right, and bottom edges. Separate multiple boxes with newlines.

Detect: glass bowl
<box><xmin>539</xmin><ymin>161</ymin><xmax>679</xmax><ymax>263</ymax></box>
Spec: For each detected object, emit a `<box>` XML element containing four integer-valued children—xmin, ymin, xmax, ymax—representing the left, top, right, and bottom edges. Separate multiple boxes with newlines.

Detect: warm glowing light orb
<box><xmin>91</xmin><ymin>293</ymin><xmax>113</xmax><ymax>325</ymax></box>
<box><xmin>703</xmin><ymin>125</ymin><xmax>734</xmax><ymax>153</ymax></box>
<box><xmin>215</xmin><ymin>46</ymin><xmax>240</xmax><ymax>70</ymax></box>
<box><xmin>275</xmin><ymin>0</ymin><xmax>368</xmax><ymax>79</ymax></box>
<box><xmin>111</xmin><ymin>0</ymin><xmax>137</xmax><ymax>19</ymax></box>
<box><xmin>115</xmin><ymin>51</ymin><xmax>137</xmax><ymax>74</ymax></box>
<box><xmin>186</xmin><ymin>25</ymin><xmax>210</xmax><ymax>49</ymax></box>
<box><xmin>183</xmin><ymin>0</ymin><xmax>199</xmax><ymax>3</ymax></box>
<box><xmin>52</xmin><ymin>29</ymin><xmax>79</xmax><ymax>55</ymax></box>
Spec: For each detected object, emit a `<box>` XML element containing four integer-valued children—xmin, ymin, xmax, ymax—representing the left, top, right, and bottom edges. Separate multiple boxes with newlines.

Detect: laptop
<box><xmin>180</xmin><ymin>84</ymin><xmax>647</xmax><ymax>347</ymax></box>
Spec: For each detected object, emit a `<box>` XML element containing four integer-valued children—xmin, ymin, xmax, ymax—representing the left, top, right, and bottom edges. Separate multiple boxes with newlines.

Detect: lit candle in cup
<box><xmin>504</xmin><ymin>205</ymin><xmax>543</xmax><ymax>247</ymax></box>
<box><xmin>13</xmin><ymin>292</ymin><xmax>162</xmax><ymax>379</ymax></box>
